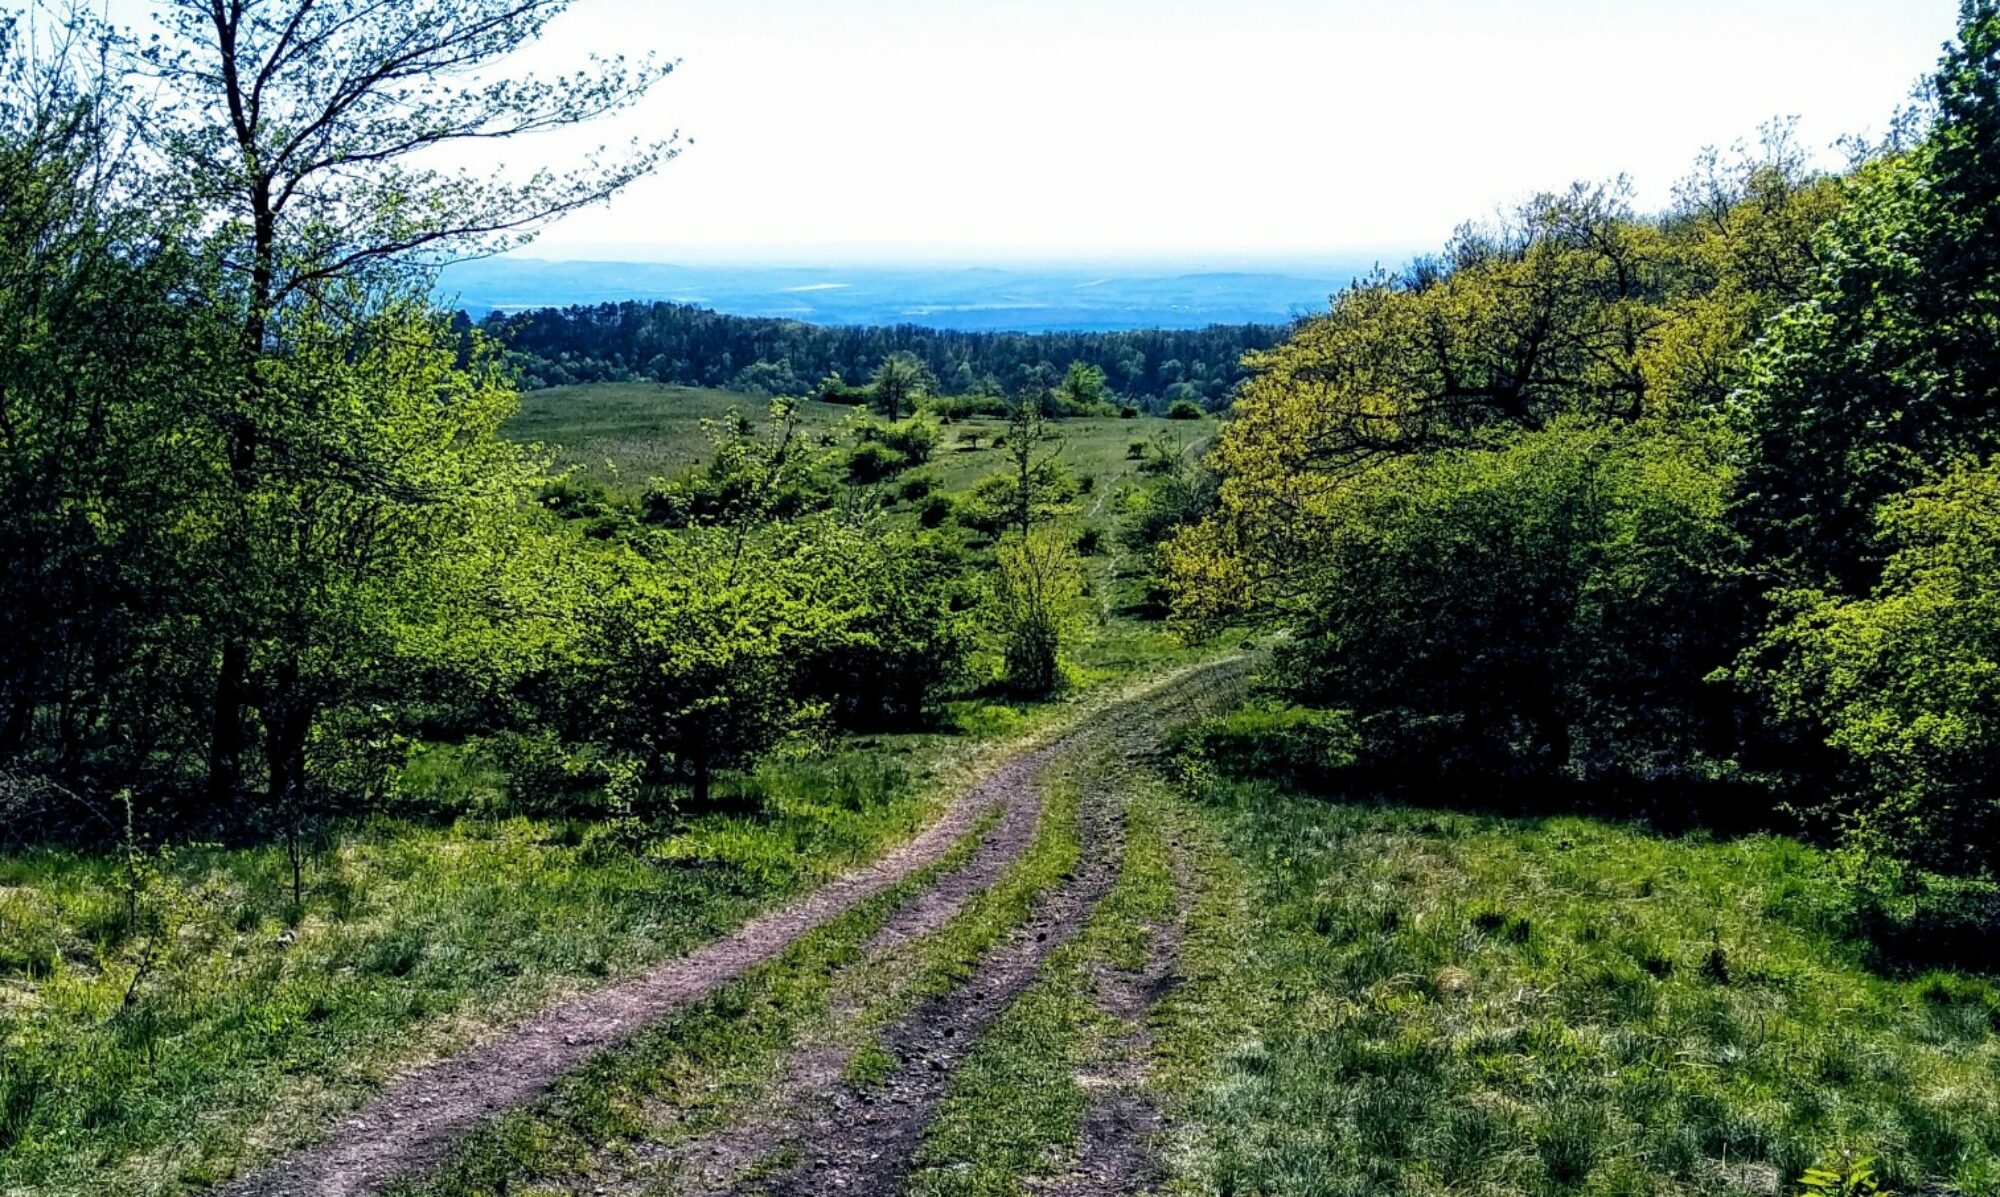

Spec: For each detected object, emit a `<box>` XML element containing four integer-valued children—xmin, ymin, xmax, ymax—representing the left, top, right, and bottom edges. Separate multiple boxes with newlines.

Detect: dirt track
<box><xmin>211</xmin><ymin>658</ymin><xmax>1248</xmax><ymax>1197</ymax></box>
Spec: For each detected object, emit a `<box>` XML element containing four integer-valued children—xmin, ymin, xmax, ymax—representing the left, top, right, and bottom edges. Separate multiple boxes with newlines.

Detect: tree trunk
<box><xmin>207</xmin><ymin>639</ymin><xmax>252</xmax><ymax>806</ymax></box>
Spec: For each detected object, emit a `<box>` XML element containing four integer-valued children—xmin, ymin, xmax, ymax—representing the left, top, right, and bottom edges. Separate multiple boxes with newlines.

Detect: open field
<box><xmin>507</xmin><ymin>382</ymin><xmax>1209</xmax><ymax>502</ymax></box>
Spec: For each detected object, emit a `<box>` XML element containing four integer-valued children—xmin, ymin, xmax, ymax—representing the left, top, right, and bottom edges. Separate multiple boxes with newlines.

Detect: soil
<box><xmin>211</xmin><ymin>659</ymin><xmax>1247</xmax><ymax>1197</ymax></box>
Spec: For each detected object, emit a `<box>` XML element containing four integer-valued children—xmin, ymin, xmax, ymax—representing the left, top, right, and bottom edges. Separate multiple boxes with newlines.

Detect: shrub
<box><xmin>1166</xmin><ymin>398</ymin><xmax>1204</xmax><ymax>420</ymax></box>
<box><xmin>917</xmin><ymin>494</ymin><xmax>954</xmax><ymax>528</ymax></box>
<box><xmin>1273</xmin><ymin>419</ymin><xmax>1744</xmax><ymax>787</ymax></box>
<box><xmin>989</xmin><ymin>529</ymin><xmax>1086</xmax><ymax>698</ymax></box>
<box><xmin>845</xmin><ymin>441</ymin><xmax>909</xmax><ymax>484</ymax></box>
<box><xmin>1741</xmin><ymin>457</ymin><xmax>2000</xmax><ymax>884</ymax></box>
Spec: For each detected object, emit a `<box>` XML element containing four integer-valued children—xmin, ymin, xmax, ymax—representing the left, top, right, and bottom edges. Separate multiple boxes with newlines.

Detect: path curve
<box><xmin>212</xmin><ymin>659</ymin><xmax>1243</xmax><ymax>1197</ymax></box>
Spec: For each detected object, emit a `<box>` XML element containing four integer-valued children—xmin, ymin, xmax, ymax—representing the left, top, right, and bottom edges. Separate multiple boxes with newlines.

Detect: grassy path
<box><xmin>211</xmin><ymin>659</ymin><xmax>1250</xmax><ymax>1197</ymax></box>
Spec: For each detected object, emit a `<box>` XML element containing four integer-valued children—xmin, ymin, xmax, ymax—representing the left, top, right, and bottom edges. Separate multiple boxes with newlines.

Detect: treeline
<box><xmin>476</xmin><ymin>300</ymin><xmax>1284</xmax><ymax>409</ymax></box>
<box><xmin>0</xmin><ymin>4</ymin><xmax>1104</xmax><ymax>866</ymax></box>
<box><xmin>1170</xmin><ymin>5</ymin><xmax>2000</xmax><ymax>966</ymax></box>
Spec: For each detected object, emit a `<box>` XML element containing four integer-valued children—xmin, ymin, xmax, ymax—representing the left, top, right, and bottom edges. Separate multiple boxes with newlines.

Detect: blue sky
<box><xmin>125</xmin><ymin>0</ymin><xmax>1967</xmax><ymax>265</ymax></box>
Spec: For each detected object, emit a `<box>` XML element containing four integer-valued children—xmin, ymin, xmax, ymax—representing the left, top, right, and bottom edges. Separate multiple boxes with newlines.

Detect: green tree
<box><xmin>870</xmin><ymin>353</ymin><xmax>933</xmax><ymax>420</ymax></box>
<box><xmin>139</xmin><ymin>0</ymin><xmax>674</xmax><ymax>804</ymax></box>
<box><xmin>1054</xmin><ymin>361</ymin><xmax>1111</xmax><ymax>415</ymax></box>
<box><xmin>1738</xmin><ymin>2</ymin><xmax>2000</xmax><ymax>591</ymax></box>
<box><xmin>233</xmin><ymin>298</ymin><xmax>551</xmax><ymax>849</ymax></box>
<box><xmin>990</xmin><ymin>528</ymin><xmax>1086</xmax><ymax>699</ymax></box>
<box><xmin>0</xmin><ymin>12</ymin><xmax>228</xmax><ymax>800</ymax></box>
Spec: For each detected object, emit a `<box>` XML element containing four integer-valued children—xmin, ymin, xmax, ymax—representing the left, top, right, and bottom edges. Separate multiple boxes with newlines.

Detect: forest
<box><xmin>4</xmin><ymin>1</ymin><xmax>2000</xmax><ymax>1195</ymax></box>
<box><xmin>476</xmin><ymin>299</ymin><xmax>1283</xmax><ymax>410</ymax></box>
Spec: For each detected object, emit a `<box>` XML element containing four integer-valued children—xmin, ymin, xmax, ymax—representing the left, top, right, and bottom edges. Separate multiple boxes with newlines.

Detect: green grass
<box><xmin>908</xmin><ymin>760</ymin><xmax>1189</xmax><ymax>1197</ymax></box>
<box><xmin>506</xmin><ymin>381</ymin><xmax>1203</xmax><ymax>505</ymax></box>
<box><xmin>1155</xmin><ymin>770</ymin><xmax>2000</xmax><ymax>1197</ymax></box>
<box><xmin>0</xmin><ymin>746</ymin><xmax>939</xmax><ymax>1196</ymax></box>
<box><xmin>400</xmin><ymin>704</ymin><xmax>1109</xmax><ymax>1195</ymax></box>
<box><xmin>0</xmin><ymin>647</ymin><xmax>1233</xmax><ymax>1196</ymax></box>
<box><xmin>505</xmin><ymin>383</ymin><xmax>854</xmax><ymax>493</ymax></box>
<box><xmin>0</xmin><ymin>679</ymin><xmax>1115</xmax><ymax>1197</ymax></box>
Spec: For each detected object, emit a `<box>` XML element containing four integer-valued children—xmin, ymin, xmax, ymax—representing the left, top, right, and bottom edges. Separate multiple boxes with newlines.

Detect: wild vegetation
<box><xmin>1168</xmin><ymin>2</ymin><xmax>2000</xmax><ymax>974</ymax></box>
<box><xmin>479</xmin><ymin>300</ymin><xmax>1281</xmax><ymax>410</ymax></box>
<box><xmin>5</xmin><ymin>1</ymin><xmax>2000</xmax><ymax>1195</ymax></box>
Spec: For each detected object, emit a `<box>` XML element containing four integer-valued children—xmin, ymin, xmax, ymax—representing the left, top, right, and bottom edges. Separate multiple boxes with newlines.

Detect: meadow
<box><xmin>507</xmin><ymin>382</ymin><xmax>1207</xmax><ymax>502</ymax></box>
<box><xmin>1155</xmin><ymin>770</ymin><xmax>2000</xmax><ymax>1197</ymax></box>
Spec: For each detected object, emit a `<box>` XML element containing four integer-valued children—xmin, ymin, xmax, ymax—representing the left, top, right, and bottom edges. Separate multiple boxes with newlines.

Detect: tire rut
<box><xmin>1033</xmin><ymin>818</ymin><xmax>1196</xmax><ymax>1197</ymax></box>
<box><xmin>209</xmin><ymin>659</ymin><xmax>1245</xmax><ymax>1197</ymax></box>
<box><xmin>743</xmin><ymin>747</ymin><xmax>1131</xmax><ymax>1197</ymax></box>
<box><xmin>684</xmin><ymin>670</ymin><xmax>1245</xmax><ymax>1197</ymax></box>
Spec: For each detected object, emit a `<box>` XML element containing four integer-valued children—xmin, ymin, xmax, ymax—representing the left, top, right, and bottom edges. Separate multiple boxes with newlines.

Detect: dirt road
<box><xmin>213</xmin><ymin>658</ymin><xmax>1248</xmax><ymax>1197</ymax></box>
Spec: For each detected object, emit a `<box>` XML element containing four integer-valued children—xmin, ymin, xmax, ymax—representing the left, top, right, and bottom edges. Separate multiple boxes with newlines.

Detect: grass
<box><xmin>505</xmin><ymin>383</ymin><xmax>852</xmax><ymax>493</ymax></box>
<box><xmin>0</xmin><ymin>745</ymin><xmax>938</xmax><ymax>1197</ymax></box>
<box><xmin>400</xmin><ymin>700</ymin><xmax>1108</xmax><ymax>1195</ymax></box>
<box><xmin>506</xmin><ymin>381</ymin><xmax>1205</xmax><ymax>505</ymax></box>
<box><xmin>1154</xmin><ymin>765</ymin><xmax>2000</xmax><ymax>1197</ymax></box>
<box><xmin>907</xmin><ymin>758</ymin><xmax>1190</xmax><ymax>1196</ymax></box>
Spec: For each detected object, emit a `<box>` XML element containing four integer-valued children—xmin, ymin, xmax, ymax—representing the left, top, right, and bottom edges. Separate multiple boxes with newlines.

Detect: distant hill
<box><xmin>438</xmin><ymin>258</ymin><xmax>1370</xmax><ymax>333</ymax></box>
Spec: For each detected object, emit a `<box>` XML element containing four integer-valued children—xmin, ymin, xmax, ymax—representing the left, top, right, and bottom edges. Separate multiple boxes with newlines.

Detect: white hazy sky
<box><xmin>134</xmin><ymin>0</ymin><xmax>1969</xmax><ymax>265</ymax></box>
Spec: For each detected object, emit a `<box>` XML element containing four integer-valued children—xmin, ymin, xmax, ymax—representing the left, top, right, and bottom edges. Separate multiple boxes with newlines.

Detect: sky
<box><xmin>130</xmin><ymin>0</ymin><xmax>1970</xmax><ymax>267</ymax></box>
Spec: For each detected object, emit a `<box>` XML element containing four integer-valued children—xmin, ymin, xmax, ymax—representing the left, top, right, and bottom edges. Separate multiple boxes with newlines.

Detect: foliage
<box><xmin>1737</xmin><ymin>3</ymin><xmax>2000</xmax><ymax>590</ymax></box>
<box><xmin>1178</xmin><ymin>153</ymin><xmax>1838</xmax><ymax>618</ymax></box>
<box><xmin>988</xmin><ymin>529</ymin><xmax>1087</xmax><ymax>698</ymax></box>
<box><xmin>485</xmin><ymin>301</ymin><xmax>1281</xmax><ymax>407</ymax></box>
<box><xmin>1267</xmin><ymin>419</ymin><xmax>1745</xmax><ymax>787</ymax></box>
<box><xmin>1800</xmin><ymin>1155</ymin><xmax>1889</xmax><ymax>1197</ymax></box>
<box><xmin>1741</xmin><ymin>457</ymin><xmax>2000</xmax><ymax>882</ymax></box>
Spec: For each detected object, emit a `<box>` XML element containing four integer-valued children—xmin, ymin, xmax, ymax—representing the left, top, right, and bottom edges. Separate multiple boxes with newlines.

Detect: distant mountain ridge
<box><xmin>437</xmin><ymin>258</ymin><xmax>1370</xmax><ymax>333</ymax></box>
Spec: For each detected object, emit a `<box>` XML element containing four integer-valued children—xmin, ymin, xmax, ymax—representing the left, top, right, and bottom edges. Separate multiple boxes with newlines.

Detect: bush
<box><xmin>791</xmin><ymin>530</ymin><xmax>973</xmax><ymax>732</ymax></box>
<box><xmin>1166</xmin><ymin>399</ymin><xmax>1204</xmax><ymax>420</ymax></box>
<box><xmin>918</xmin><ymin>494</ymin><xmax>954</xmax><ymax>528</ymax></box>
<box><xmin>845</xmin><ymin>441</ymin><xmax>909</xmax><ymax>484</ymax></box>
<box><xmin>1274</xmin><ymin>419</ymin><xmax>1744</xmax><ymax>787</ymax></box>
<box><xmin>1742</xmin><ymin>457</ymin><xmax>2000</xmax><ymax>883</ymax></box>
<box><xmin>1119</xmin><ymin>405</ymin><xmax>1140</xmax><ymax>419</ymax></box>
<box><xmin>857</xmin><ymin>415</ymin><xmax>939</xmax><ymax>465</ymax></box>
<box><xmin>990</xmin><ymin>529</ymin><xmax>1085</xmax><ymax>698</ymax></box>
<box><xmin>1074</xmin><ymin>527</ymin><xmax>1102</xmax><ymax>556</ymax></box>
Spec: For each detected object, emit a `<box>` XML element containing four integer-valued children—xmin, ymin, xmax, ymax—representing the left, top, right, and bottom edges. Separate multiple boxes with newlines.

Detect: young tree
<box><xmin>1005</xmin><ymin>371</ymin><xmax>1065</xmax><ymax>539</ymax></box>
<box><xmin>990</xmin><ymin>528</ymin><xmax>1086</xmax><ymax>699</ymax></box>
<box><xmin>869</xmin><ymin>352</ymin><xmax>932</xmax><ymax>420</ymax></box>
<box><xmin>136</xmin><ymin>0</ymin><xmax>677</xmax><ymax>804</ymax></box>
<box><xmin>1054</xmin><ymin>361</ymin><xmax>1111</xmax><ymax>414</ymax></box>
